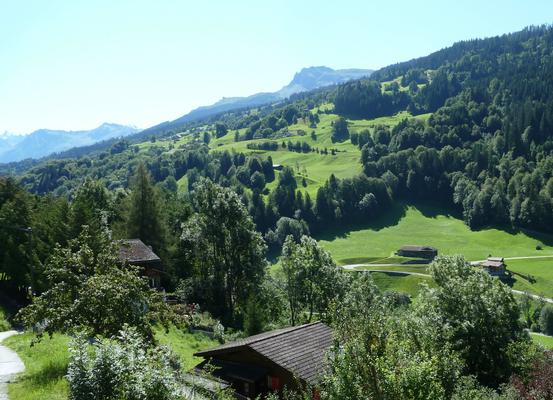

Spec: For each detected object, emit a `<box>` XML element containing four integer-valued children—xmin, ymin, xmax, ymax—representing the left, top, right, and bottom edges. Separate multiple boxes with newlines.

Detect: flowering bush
<box><xmin>67</xmin><ymin>326</ymin><xmax>182</xmax><ymax>400</ymax></box>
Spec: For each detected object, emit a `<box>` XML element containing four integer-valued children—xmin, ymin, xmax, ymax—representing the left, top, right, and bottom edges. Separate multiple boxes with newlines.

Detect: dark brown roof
<box><xmin>195</xmin><ymin>322</ymin><xmax>333</xmax><ymax>384</ymax></box>
<box><xmin>399</xmin><ymin>245</ymin><xmax>437</xmax><ymax>252</ymax></box>
<box><xmin>117</xmin><ymin>239</ymin><xmax>161</xmax><ymax>264</ymax></box>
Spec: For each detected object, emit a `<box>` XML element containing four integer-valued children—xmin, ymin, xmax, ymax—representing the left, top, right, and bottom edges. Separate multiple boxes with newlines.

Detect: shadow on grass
<box><xmin>25</xmin><ymin>361</ymin><xmax>67</xmax><ymax>386</ymax></box>
<box><xmin>316</xmin><ymin>202</ymin><xmax>408</xmax><ymax>242</ymax></box>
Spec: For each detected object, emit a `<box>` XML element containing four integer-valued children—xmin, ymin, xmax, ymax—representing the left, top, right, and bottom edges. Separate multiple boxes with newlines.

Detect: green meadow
<box><xmin>508</xmin><ymin>258</ymin><xmax>553</xmax><ymax>298</ymax></box>
<box><xmin>318</xmin><ymin>202</ymin><xmax>553</xmax><ymax>265</ymax></box>
<box><xmin>530</xmin><ymin>332</ymin><xmax>553</xmax><ymax>349</ymax></box>
<box><xmin>209</xmin><ymin>110</ymin><xmax>430</xmax><ymax>196</ymax></box>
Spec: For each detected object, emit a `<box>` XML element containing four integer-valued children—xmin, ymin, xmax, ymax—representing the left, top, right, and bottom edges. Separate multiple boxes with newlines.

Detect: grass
<box><xmin>318</xmin><ymin>202</ymin><xmax>553</xmax><ymax>266</ymax></box>
<box><xmin>154</xmin><ymin>325</ymin><xmax>218</xmax><ymax>370</ymax></box>
<box><xmin>2</xmin><ymin>326</ymin><xmax>218</xmax><ymax>400</ymax></box>
<box><xmin>530</xmin><ymin>332</ymin><xmax>553</xmax><ymax>349</ymax></box>
<box><xmin>367</xmin><ymin>272</ymin><xmax>431</xmax><ymax>297</ymax></box>
<box><xmin>4</xmin><ymin>333</ymin><xmax>70</xmax><ymax>400</ymax></box>
<box><xmin>209</xmin><ymin>111</ymin><xmax>429</xmax><ymax>196</ymax></box>
<box><xmin>507</xmin><ymin>258</ymin><xmax>553</xmax><ymax>298</ymax></box>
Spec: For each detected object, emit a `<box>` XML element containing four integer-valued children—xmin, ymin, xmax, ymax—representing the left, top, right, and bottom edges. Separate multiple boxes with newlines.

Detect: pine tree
<box><xmin>126</xmin><ymin>163</ymin><xmax>166</xmax><ymax>254</ymax></box>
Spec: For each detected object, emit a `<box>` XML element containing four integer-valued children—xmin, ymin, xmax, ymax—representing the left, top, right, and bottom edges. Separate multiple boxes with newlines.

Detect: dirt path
<box><xmin>0</xmin><ymin>331</ymin><xmax>24</xmax><ymax>400</ymax></box>
<box><xmin>343</xmin><ymin>267</ymin><xmax>553</xmax><ymax>304</ymax></box>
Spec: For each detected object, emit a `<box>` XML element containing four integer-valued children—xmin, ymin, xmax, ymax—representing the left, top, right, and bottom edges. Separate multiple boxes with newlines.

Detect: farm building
<box><xmin>193</xmin><ymin>321</ymin><xmax>332</xmax><ymax>399</ymax></box>
<box><xmin>396</xmin><ymin>245</ymin><xmax>438</xmax><ymax>259</ymax></box>
<box><xmin>272</xmin><ymin>164</ymin><xmax>284</xmax><ymax>171</ymax></box>
<box><xmin>117</xmin><ymin>239</ymin><xmax>163</xmax><ymax>287</ymax></box>
<box><xmin>481</xmin><ymin>257</ymin><xmax>506</xmax><ymax>276</ymax></box>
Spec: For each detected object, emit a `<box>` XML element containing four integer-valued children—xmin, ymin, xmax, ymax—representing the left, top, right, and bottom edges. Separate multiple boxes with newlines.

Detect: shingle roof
<box><xmin>117</xmin><ymin>239</ymin><xmax>161</xmax><ymax>264</ymax></box>
<box><xmin>195</xmin><ymin>322</ymin><xmax>333</xmax><ymax>384</ymax></box>
<box><xmin>399</xmin><ymin>245</ymin><xmax>437</xmax><ymax>252</ymax></box>
<box><xmin>482</xmin><ymin>260</ymin><xmax>505</xmax><ymax>268</ymax></box>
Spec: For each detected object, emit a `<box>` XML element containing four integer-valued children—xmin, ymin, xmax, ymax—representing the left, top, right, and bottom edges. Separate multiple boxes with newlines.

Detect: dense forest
<box><xmin>2</xmin><ymin>25</ymin><xmax>553</xmax><ymax>399</ymax></box>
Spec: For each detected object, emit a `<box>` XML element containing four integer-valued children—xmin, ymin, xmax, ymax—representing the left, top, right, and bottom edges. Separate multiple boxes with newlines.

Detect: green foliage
<box><xmin>540</xmin><ymin>305</ymin><xmax>553</xmax><ymax>335</ymax></box>
<box><xmin>421</xmin><ymin>255</ymin><xmax>528</xmax><ymax>386</ymax></box>
<box><xmin>281</xmin><ymin>235</ymin><xmax>346</xmax><ymax>325</ymax></box>
<box><xmin>179</xmin><ymin>179</ymin><xmax>267</xmax><ymax>326</ymax></box>
<box><xmin>16</xmin><ymin>227</ymin><xmax>160</xmax><ymax>340</ymax></box>
<box><xmin>324</xmin><ymin>274</ymin><xmax>463</xmax><ymax>400</ymax></box>
<box><xmin>330</xmin><ymin>117</ymin><xmax>349</xmax><ymax>143</ymax></box>
<box><xmin>67</xmin><ymin>326</ymin><xmax>181</xmax><ymax>400</ymax></box>
<box><xmin>126</xmin><ymin>162</ymin><xmax>167</xmax><ymax>254</ymax></box>
<box><xmin>4</xmin><ymin>332</ymin><xmax>70</xmax><ymax>400</ymax></box>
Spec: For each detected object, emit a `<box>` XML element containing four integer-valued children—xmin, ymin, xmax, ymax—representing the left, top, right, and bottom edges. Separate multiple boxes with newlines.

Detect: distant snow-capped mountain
<box><xmin>0</xmin><ymin>123</ymin><xmax>139</xmax><ymax>163</ymax></box>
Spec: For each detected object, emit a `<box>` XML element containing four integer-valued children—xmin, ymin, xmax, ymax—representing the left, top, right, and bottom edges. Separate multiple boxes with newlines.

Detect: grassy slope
<box><xmin>530</xmin><ymin>332</ymin><xmax>553</xmax><ymax>349</ymax></box>
<box><xmin>508</xmin><ymin>258</ymin><xmax>553</xmax><ymax>298</ymax></box>
<box><xmin>369</xmin><ymin>272</ymin><xmax>431</xmax><ymax>297</ymax></box>
<box><xmin>210</xmin><ymin>110</ymin><xmax>430</xmax><ymax>197</ymax></box>
<box><xmin>318</xmin><ymin>202</ymin><xmax>553</xmax><ymax>264</ymax></box>
<box><xmin>4</xmin><ymin>327</ymin><xmax>217</xmax><ymax>400</ymax></box>
<box><xmin>154</xmin><ymin>325</ymin><xmax>218</xmax><ymax>369</ymax></box>
<box><xmin>5</xmin><ymin>333</ymin><xmax>70</xmax><ymax>400</ymax></box>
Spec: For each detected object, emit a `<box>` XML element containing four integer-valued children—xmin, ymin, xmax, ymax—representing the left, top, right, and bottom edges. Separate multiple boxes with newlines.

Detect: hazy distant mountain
<box><xmin>0</xmin><ymin>123</ymin><xmax>139</xmax><ymax>163</ymax></box>
<box><xmin>164</xmin><ymin>66</ymin><xmax>373</xmax><ymax>127</ymax></box>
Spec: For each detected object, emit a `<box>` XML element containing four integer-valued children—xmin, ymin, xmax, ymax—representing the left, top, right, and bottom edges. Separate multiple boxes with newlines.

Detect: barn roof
<box><xmin>399</xmin><ymin>245</ymin><xmax>437</xmax><ymax>252</ymax></box>
<box><xmin>482</xmin><ymin>260</ymin><xmax>505</xmax><ymax>268</ymax></box>
<box><xmin>195</xmin><ymin>322</ymin><xmax>333</xmax><ymax>384</ymax></box>
<box><xmin>117</xmin><ymin>239</ymin><xmax>161</xmax><ymax>265</ymax></box>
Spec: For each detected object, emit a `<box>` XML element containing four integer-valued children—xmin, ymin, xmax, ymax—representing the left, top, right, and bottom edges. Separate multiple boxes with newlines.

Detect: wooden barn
<box><xmin>193</xmin><ymin>322</ymin><xmax>332</xmax><ymax>399</ymax></box>
<box><xmin>481</xmin><ymin>256</ymin><xmax>506</xmax><ymax>276</ymax></box>
<box><xmin>396</xmin><ymin>245</ymin><xmax>438</xmax><ymax>260</ymax></box>
<box><xmin>117</xmin><ymin>239</ymin><xmax>163</xmax><ymax>288</ymax></box>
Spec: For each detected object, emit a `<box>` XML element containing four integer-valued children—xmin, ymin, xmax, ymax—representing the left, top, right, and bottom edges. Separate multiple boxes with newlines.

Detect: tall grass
<box><xmin>4</xmin><ymin>333</ymin><xmax>70</xmax><ymax>400</ymax></box>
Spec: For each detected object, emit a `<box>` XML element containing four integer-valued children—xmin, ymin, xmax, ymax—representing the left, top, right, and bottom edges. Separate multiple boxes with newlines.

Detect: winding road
<box><xmin>342</xmin><ymin>255</ymin><xmax>553</xmax><ymax>304</ymax></box>
<box><xmin>0</xmin><ymin>331</ymin><xmax>24</xmax><ymax>400</ymax></box>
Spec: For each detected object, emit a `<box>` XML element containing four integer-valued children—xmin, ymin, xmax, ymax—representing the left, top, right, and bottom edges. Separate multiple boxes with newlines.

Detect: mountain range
<box><xmin>0</xmin><ymin>123</ymin><xmax>139</xmax><ymax>163</ymax></box>
<box><xmin>0</xmin><ymin>66</ymin><xmax>372</xmax><ymax>163</ymax></box>
<box><xmin>141</xmin><ymin>66</ymin><xmax>373</xmax><ymax>135</ymax></box>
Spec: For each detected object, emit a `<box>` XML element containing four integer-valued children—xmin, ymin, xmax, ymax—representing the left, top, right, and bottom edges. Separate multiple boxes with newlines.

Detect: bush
<box><xmin>540</xmin><ymin>305</ymin><xmax>553</xmax><ymax>335</ymax></box>
<box><xmin>67</xmin><ymin>326</ymin><xmax>181</xmax><ymax>400</ymax></box>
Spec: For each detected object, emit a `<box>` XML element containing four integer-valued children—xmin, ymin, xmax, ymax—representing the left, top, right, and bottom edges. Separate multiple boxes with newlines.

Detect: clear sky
<box><xmin>1</xmin><ymin>0</ymin><xmax>552</xmax><ymax>134</ymax></box>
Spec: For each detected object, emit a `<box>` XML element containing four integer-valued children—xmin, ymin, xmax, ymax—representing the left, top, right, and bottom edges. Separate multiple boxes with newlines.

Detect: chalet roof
<box><xmin>117</xmin><ymin>239</ymin><xmax>161</xmax><ymax>265</ymax></box>
<box><xmin>399</xmin><ymin>245</ymin><xmax>437</xmax><ymax>252</ymax></box>
<box><xmin>482</xmin><ymin>260</ymin><xmax>505</xmax><ymax>268</ymax></box>
<box><xmin>487</xmin><ymin>257</ymin><xmax>504</xmax><ymax>262</ymax></box>
<box><xmin>195</xmin><ymin>322</ymin><xmax>333</xmax><ymax>385</ymax></box>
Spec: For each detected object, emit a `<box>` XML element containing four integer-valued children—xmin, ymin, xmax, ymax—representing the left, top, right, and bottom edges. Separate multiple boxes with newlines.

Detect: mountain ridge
<box><xmin>0</xmin><ymin>123</ymin><xmax>139</xmax><ymax>163</ymax></box>
<box><xmin>155</xmin><ymin>66</ymin><xmax>373</xmax><ymax>130</ymax></box>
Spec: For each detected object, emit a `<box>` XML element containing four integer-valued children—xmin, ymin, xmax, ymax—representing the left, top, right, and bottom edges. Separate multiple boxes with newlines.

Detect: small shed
<box><xmin>194</xmin><ymin>321</ymin><xmax>332</xmax><ymax>399</ymax></box>
<box><xmin>117</xmin><ymin>239</ymin><xmax>163</xmax><ymax>287</ymax></box>
<box><xmin>272</xmin><ymin>164</ymin><xmax>284</xmax><ymax>171</ymax></box>
<box><xmin>481</xmin><ymin>257</ymin><xmax>506</xmax><ymax>276</ymax></box>
<box><xmin>396</xmin><ymin>245</ymin><xmax>438</xmax><ymax>260</ymax></box>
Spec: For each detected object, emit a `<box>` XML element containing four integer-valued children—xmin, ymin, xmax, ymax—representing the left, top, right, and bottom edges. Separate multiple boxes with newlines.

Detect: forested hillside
<box><xmin>3</xmin><ymin>25</ymin><xmax>553</xmax><ymax>235</ymax></box>
<box><xmin>3</xmin><ymin>24</ymin><xmax>553</xmax><ymax>400</ymax></box>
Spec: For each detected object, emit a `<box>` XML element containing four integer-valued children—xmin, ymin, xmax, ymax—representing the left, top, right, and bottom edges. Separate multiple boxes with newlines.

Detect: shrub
<box><xmin>540</xmin><ymin>306</ymin><xmax>553</xmax><ymax>335</ymax></box>
<box><xmin>67</xmin><ymin>326</ymin><xmax>182</xmax><ymax>400</ymax></box>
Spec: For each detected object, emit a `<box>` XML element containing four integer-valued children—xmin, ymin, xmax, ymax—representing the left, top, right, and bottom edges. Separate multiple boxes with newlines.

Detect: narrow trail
<box><xmin>0</xmin><ymin>331</ymin><xmax>24</xmax><ymax>400</ymax></box>
<box><xmin>343</xmin><ymin>267</ymin><xmax>553</xmax><ymax>304</ymax></box>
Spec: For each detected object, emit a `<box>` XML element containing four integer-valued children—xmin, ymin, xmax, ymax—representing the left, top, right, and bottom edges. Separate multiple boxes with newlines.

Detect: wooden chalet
<box><xmin>117</xmin><ymin>239</ymin><xmax>163</xmax><ymax>287</ymax></box>
<box><xmin>193</xmin><ymin>322</ymin><xmax>332</xmax><ymax>399</ymax></box>
<box><xmin>481</xmin><ymin>256</ymin><xmax>506</xmax><ymax>276</ymax></box>
<box><xmin>396</xmin><ymin>245</ymin><xmax>438</xmax><ymax>260</ymax></box>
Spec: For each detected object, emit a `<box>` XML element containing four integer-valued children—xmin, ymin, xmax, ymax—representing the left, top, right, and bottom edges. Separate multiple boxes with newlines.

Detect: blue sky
<box><xmin>1</xmin><ymin>0</ymin><xmax>552</xmax><ymax>134</ymax></box>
